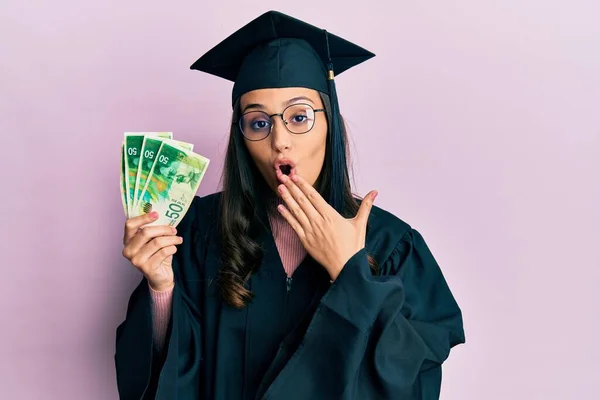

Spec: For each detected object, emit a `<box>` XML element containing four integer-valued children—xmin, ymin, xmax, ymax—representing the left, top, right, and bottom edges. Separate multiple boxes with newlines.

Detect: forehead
<box><xmin>240</xmin><ymin>87</ymin><xmax>322</xmax><ymax>108</ymax></box>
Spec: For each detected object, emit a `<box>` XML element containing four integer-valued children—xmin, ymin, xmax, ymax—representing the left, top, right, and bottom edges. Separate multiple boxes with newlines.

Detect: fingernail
<box><xmin>291</xmin><ymin>174</ymin><xmax>299</xmax><ymax>183</ymax></box>
<box><xmin>151</xmin><ymin>212</ymin><xmax>158</xmax><ymax>218</ymax></box>
<box><xmin>171</xmin><ymin>227</ymin><xmax>177</xmax><ymax>233</ymax></box>
<box><xmin>372</xmin><ymin>191</ymin><xmax>378</xmax><ymax>200</ymax></box>
<box><xmin>280</xmin><ymin>174</ymin><xmax>288</xmax><ymax>182</ymax></box>
<box><xmin>278</xmin><ymin>185</ymin><xmax>285</xmax><ymax>193</ymax></box>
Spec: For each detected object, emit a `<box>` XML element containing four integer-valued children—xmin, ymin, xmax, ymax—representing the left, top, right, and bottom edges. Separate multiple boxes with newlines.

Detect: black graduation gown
<box><xmin>114</xmin><ymin>192</ymin><xmax>465</xmax><ymax>400</ymax></box>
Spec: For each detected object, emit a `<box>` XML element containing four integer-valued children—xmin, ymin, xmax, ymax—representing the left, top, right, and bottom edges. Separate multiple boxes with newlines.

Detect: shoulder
<box><xmin>356</xmin><ymin>196</ymin><xmax>412</xmax><ymax>242</ymax></box>
<box><xmin>177</xmin><ymin>191</ymin><xmax>223</xmax><ymax>237</ymax></box>
<box><xmin>355</xmin><ymin>197</ymin><xmax>420</xmax><ymax>271</ymax></box>
<box><xmin>191</xmin><ymin>191</ymin><xmax>223</xmax><ymax>217</ymax></box>
<box><xmin>367</xmin><ymin>203</ymin><xmax>412</xmax><ymax>237</ymax></box>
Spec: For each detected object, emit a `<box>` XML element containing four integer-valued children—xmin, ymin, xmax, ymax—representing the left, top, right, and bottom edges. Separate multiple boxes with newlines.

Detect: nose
<box><xmin>270</xmin><ymin>116</ymin><xmax>291</xmax><ymax>152</ymax></box>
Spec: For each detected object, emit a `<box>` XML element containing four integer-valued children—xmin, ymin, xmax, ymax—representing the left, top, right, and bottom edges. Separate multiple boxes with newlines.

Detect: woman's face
<box><xmin>239</xmin><ymin>87</ymin><xmax>327</xmax><ymax>193</ymax></box>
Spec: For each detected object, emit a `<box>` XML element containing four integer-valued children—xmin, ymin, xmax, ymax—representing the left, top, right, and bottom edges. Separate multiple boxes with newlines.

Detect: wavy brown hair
<box><xmin>218</xmin><ymin>93</ymin><xmax>377</xmax><ymax>309</ymax></box>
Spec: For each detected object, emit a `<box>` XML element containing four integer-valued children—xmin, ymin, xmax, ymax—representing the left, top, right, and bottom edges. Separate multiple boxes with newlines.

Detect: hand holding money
<box><xmin>122</xmin><ymin>212</ymin><xmax>180</xmax><ymax>291</ymax></box>
<box><xmin>119</xmin><ymin>132</ymin><xmax>210</xmax><ymax>287</ymax></box>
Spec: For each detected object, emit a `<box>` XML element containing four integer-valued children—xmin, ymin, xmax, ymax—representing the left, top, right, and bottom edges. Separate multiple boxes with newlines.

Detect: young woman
<box><xmin>115</xmin><ymin>11</ymin><xmax>465</xmax><ymax>400</ymax></box>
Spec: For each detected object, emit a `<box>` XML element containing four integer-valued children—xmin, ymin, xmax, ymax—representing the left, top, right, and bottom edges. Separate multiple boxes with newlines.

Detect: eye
<box><xmin>293</xmin><ymin>115</ymin><xmax>307</xmax><ymax>123</ymax></box>
<box><xmin>249</xmin><ymin>119</ymin><xmax>271</xmax><ymax>131</ymax></box>
<box><xmin>290</xmin><ymin>114</ymin><xmax>308</xmax><ymax>124</ymax></box>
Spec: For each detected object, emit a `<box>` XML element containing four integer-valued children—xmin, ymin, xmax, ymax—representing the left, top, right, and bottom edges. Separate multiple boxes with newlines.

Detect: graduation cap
<box><xmin>190</xmin><ymin>10</ymin><xmax>375</xmax><ymax>212</ymax></box>
<box><xmin>190</xmin><ymin>10</ymin><xmax>374</xmax><ymax>104</ymax></box>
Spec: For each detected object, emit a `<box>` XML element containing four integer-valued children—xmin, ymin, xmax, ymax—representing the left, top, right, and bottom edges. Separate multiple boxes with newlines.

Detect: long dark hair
<box><xmin>218</xmin><ymin>92</ymin><xmax>377</xmax><ymax>309</ymax></box>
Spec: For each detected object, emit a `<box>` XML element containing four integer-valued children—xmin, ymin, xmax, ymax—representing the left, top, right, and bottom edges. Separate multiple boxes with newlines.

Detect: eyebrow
<box><xmin>285</xmin><ymin>96</ymin><xmax>315</xmax><ymax>106</ymax></box>
<box><xmin>242</xmin><ymin>96</ymin><xmax>316</xmax><ymax>113</ymax></box>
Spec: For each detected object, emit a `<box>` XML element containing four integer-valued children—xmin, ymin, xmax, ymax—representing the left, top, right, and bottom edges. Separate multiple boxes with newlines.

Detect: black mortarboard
<box><xmin>190</xmin><ymin>10</ymin><xmax>375</xmax><ymax>105</ymax></box>
<box><xmin>190</xmin><ymin>10</ymin><xmax>375</xmax><ymax>213</ymax></box>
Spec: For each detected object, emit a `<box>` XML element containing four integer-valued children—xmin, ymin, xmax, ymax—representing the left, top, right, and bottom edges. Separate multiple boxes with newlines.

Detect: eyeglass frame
<box><xmin>235</xmin><ymin>103</ymin><xmax>326</xmax><ymax>141</ymax></box>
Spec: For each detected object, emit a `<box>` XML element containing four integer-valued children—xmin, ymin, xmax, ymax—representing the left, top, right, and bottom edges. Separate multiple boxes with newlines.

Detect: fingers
<box><xmin>124</xmin><ymin>225</ymin><xmax>178</xmax><ymax>257</ymax></box>
<box><xmin>147</xmin><ymin>245</ymin><xmax>179</xmax><ymax>271</ymax></box>
<box><xmin>123</xmin><ymin>211</ymin><xmax>159</xmax><ymax>245</ymax></box>
<box><xmin>126</xmin><ymin>235</ymin><xmax>183</xmax><ymax>273</ymax></box>
<box><xmin>277</xmin><ymin>203</ymin><xmax>305</xmax><ymax>239</ymax></box>
<box><xmin>125</xmin><ymin>229</ymin><xmax>181</xmax><ymax>261</ymax></box>
<box><xmin>277</xmin><ymin>171</ymin><xmax>321</xmax><ymax>224</ymax></box>
<box><xmin>277</xmin><ymin>184</ymin><xmax>312</xmax><ymax>231</ymax></box>
<box><xmin>355</xmin><ymin>190</ymin><xmax>378</xmax><ymax>227</ymax></box>
<box><xmin>287</xmin><ymin>173</ymin><xmax>332</xmax><ymax>217</ymax></box>
<box><xmin>141</xmin><ymin>235</ymin><xmax>184</xmax><ymax>260</ymax></box>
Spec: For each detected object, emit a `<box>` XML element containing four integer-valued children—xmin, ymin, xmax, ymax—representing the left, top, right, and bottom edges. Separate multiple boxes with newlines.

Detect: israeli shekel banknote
<box><xmin>123</xmin><ymin>132</ymin><xmax>172</xmax><ymax>216</ymax></box>
<box><xmin>120</xmin><ymin>133</ymin><xmax>209</xmax><ymax>227</ymax></box>
<box><xmin>120</xmin><ymin>141</ymin><xmax>128</xmax><ymax>216</ymax></box>
<box><xmin>132</xmin><ymin>136</ymin><xmax>195</xmax><ymax>212</ymax></box>
<box><xmin>132</xmin><ymin>140</ymin><xmax>209</xmax><ymax>227</ymax></box>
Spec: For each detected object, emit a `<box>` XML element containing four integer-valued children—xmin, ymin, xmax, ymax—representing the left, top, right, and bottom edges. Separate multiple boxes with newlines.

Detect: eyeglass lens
<box><xmin>240</xmin><ymin>104</ymin><xmax>317</xmax><ymax>140</ymax></box>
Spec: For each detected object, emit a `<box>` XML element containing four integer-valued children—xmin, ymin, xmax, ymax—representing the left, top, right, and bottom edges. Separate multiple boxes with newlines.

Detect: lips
<box><xmin>274</xmin><ymin>158</ymin><xmax>297</xmax><ymax>176</ymax></box>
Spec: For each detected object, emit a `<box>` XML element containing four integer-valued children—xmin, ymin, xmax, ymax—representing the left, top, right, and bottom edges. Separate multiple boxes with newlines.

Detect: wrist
<box><xmin>328</xmin><ymin>248</ymin><xmax>365</xmax><ymax>282</ymax></box>
<box><xmin>149</xmin><ymin>280</ymin><xmax>175</xmax><ymax>293</ymax></box>
<box><xmin>327</xmin><ymin>261</ymin><xmax>345</xmax><ymax>282</ymax></box>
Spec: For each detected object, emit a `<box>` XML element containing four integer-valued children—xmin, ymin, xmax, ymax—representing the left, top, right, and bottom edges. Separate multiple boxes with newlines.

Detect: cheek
<box><xmin>311</xmin><ymin>127</ymin><xmax>327</xmax><ymax>157</ymax></box>
<box><xmin>245</xmin><ymin>142</ymin><xmax>270</xmax><ymax>167</ymax></box>
<box><xmin>303</xmin><ymin>127</ymin><xmax>327</xmax><ymax>171</ymax></box>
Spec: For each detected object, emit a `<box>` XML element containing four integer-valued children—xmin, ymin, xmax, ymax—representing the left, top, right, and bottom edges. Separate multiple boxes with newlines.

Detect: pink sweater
<box><xmin>150</xmin><ymin>211</ymin><xmax>306</xmax><ymax>352</ymax></box>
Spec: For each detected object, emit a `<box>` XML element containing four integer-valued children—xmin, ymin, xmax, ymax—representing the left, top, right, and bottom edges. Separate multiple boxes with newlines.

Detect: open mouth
<box><xmin>274</xmin><ymin>159</ymin><xmax>297</xmax><ymax>177</ymax></box>
<box><xmin>279</xmin><ymin>164</ymin><xmax>292</xmax><ymax>175</ymax></box>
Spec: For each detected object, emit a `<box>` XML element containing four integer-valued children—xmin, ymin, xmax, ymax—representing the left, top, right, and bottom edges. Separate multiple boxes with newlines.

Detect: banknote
<box><xmin>132</xmin><ymin>137</ymin><xmax>194</xmax><ymax>212</ymax></box>
<box><xmin>124</xmin><ymin>132</ymin><xmax>172</xmax><ymax>215</ymax></box>
<box><xmin>132</xmin><ymin>140</ymin><xmax>210</xmax><ymax>227</ymax></box>
<box><xmin>120</xmin><ymin>142</ymin><xmax>128</xmax><ymax>217</ymax></box>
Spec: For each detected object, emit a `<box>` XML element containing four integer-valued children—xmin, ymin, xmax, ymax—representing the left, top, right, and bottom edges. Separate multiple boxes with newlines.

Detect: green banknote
<box><xmin>124</xmin><ymin>132</ymin><xmax>172</xmax><ymax>215</ymax></box>
<box><xmin>120</xmin><ymin>142</ymin><xmax>128</xmax><ymax>217</ymax></box>
<box><xmin>133</xmin><ymin>141</ymin><xmax>210</xmax><ymax>227</ymax></box>
<box><xmin>132</xmin><ymin>137</ymin><xmax>194</xmax><ymax>212</ymax></box>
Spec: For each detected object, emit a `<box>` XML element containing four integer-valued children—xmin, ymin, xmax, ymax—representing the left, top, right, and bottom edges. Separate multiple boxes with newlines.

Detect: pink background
<box><xmin>1</xmin><ymin>1</ymin><xmax>599</xmax><ymax>399</ymax></box>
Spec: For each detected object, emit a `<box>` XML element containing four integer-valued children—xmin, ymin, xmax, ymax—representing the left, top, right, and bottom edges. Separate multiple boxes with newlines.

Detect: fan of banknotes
<box><xmin>120</xmin><ymin>132</ymin><xmax>210</xmax><ymax>227</ymax></box>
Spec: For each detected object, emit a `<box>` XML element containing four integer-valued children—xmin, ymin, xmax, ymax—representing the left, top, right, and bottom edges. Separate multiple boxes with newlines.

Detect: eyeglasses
<box><xmin>238</xmin><ymin>103</ymin><xmax>326</xmax><ymax>141</ymax></box>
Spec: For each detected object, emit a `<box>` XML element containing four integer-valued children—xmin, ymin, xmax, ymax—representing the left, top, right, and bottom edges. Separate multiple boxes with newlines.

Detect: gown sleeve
<box><xmin>114</xmin><ymin>196</ymin><xmax>207</xmax><ymax>400</ymax></box>
<box><xmin>257</xmin><ymin>228</ymin><xmax>465</xmax><ymax>400</ymax></box>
